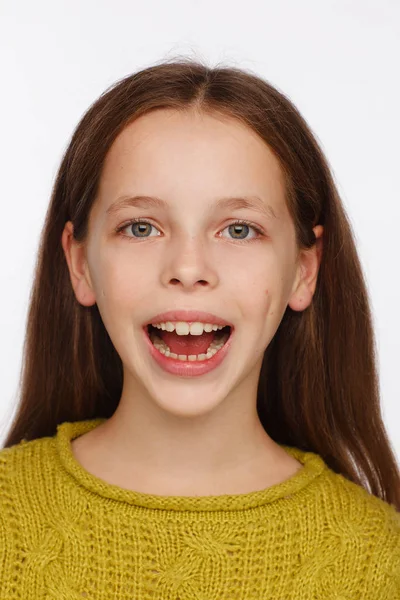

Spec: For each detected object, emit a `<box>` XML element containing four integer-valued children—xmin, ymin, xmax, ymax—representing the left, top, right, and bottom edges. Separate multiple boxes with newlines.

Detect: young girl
<box><xmin>1</xmin><ymin>58</ymin><xmax>399</xmax><ymax>598</ymax></box>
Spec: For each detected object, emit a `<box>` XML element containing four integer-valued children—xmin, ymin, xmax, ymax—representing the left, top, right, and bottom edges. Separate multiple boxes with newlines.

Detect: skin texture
<box><xmin>61</xmin><ymin>108</ymin><xmax>323</xmax><ymax>496</ymax></box>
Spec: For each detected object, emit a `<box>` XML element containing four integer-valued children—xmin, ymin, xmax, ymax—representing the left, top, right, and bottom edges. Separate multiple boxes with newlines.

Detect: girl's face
<box><xmin>64</xmin><ymin>108</ymin><xmax>321</xmax><ymax>419</ymax></box>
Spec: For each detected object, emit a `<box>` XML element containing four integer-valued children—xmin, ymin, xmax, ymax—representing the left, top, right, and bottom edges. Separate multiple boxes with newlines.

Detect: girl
<box><xmin>1</xmin><ymin>58</ymin><xmax>399</xmax><ymax>598</ymax></box>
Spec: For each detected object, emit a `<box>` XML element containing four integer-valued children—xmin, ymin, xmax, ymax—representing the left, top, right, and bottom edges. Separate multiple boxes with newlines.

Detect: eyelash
<box><xmin>115</xmin><ymin>218</ymin><xmax>265</xmax><ymax>244</ymax></box>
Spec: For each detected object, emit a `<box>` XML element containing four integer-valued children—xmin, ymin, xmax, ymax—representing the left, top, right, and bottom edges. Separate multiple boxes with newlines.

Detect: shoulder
<box><xmin>324</xmin><ymin>466</ymin><xmax>400</xmax><ymax>531</ymax></box>
<box><xmin>295</xmin><ymin>447</ymin><xmax>400</xmax><ymax>538</ymax></box>
<box><xmin>0</xmin><ymin>434</ymin><xmax>55</xmax><ymax>476</ymax></box>
<box><xmin>319</xmin><ymin>464</ymin><xmax>400</xmax><ymax>542</ymax></box>
<box><xmin>0</xmin><ymin>435</ymin><xmax>60</xmax><ymax>569</ymax></box>
<box><xmin>318</xmin><ymin>466</ymin><xmax>400</xmax><ymax>596</ymax></box>
<box><xmin>0</xmin><ymin>435</ymin><xmax>58</xmax><ymax>530</ymax></box>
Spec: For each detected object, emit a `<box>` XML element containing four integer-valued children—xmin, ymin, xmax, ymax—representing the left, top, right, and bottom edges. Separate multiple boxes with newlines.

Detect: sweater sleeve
<box><xmin>0</xmin><ymin>493</ymin><xmax>6</xmax><ymax>573</ymax></box>
<box><xmin>0</xmin><ymin>448</ymin><xmax>13</xmax><ymax>593</ymax></box>
<box><xmin>366</xmin><ymin>507</ymin><xmax>400</xmax><ymax>599</ymax></box>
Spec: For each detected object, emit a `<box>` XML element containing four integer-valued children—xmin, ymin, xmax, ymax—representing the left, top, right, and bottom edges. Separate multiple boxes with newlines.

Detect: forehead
<box><xmin>96</xmin><ymin>108</ymin><xmax>288</xmax><ymax>219</ymax></box>
<box><xmin>106</xmin><ymin>109</ymin><xmax>281</xmax><ymax>169</ymax></box>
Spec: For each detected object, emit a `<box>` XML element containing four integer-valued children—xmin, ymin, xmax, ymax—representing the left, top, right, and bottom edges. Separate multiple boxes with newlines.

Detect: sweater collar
<box><xmin>56</xmin><ymin>418</ymin><xmax>327</xmax><ymax>512</ymax></box>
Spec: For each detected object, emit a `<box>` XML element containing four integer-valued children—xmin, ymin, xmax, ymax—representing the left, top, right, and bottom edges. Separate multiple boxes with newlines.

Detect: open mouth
<box><xmin>145</xmin><ymin>324</ymin><xmax>233</xmax><ymax>361</ymax></box>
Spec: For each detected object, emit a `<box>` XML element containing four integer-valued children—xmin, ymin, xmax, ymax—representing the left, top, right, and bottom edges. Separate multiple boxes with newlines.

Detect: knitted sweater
<box><xmin>0</xmin><ymin>418</ymin><xmax>399</xmax><ymax>599</ymax></box>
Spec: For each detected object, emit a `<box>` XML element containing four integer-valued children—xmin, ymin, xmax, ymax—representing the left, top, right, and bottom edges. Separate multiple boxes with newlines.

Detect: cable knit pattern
<box><xmin>0</xmin><ymin>418</ymin><xmax>399</xmax><ymax>599</ymax></box>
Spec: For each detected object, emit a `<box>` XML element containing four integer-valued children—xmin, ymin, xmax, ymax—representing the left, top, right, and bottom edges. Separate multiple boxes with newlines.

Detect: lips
<box><xmin>142</xmin><ymin>316</ymin><xmax>235</xmax><ymax>377</ymax></box>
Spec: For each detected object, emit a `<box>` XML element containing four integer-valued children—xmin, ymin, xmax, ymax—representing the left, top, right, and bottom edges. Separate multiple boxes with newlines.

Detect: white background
<box><xmin>0</xmin><ymin>0</ymin><xmax>399</xmax><ymax>459</ymax></box>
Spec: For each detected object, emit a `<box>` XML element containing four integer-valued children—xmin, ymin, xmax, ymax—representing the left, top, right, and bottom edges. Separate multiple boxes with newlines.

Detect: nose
<box><xmin>161</xmin><ymin>236</ymin><xmax>219</xmax><ymax>291</ymax></box>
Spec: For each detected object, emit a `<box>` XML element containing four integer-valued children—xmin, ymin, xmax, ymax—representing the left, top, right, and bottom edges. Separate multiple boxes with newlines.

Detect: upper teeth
<box><xmin>150</xmin><ymin>321</ymin><xmax>226</xmax><ymax>336</ymax></box>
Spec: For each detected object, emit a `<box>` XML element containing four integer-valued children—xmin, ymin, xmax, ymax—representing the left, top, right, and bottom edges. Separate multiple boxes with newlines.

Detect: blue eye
<box><xmin>120</xmin><ymin>220</ymin><xmax>158</xmax><ymax>239</ymax></box>
<box><xmin>116</xmin><ymin>219</ymin><xmax>264</xmax><ymax>243</ymax></box>
<box><xmin>222</xmin><ymin>222</ymin><xmax>261</xmax><ymax>241</ymax></box>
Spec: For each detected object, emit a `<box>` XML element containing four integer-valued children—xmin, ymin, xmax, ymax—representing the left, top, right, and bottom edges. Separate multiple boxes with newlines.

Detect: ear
<box><xmin>61</xmin><ymin>221</ymin><xmax>96</xmax><ymax>307</ymax></box>
<box><xmin>288</xmin><ymin>225</ymin><xmax>324</xmax><ymax>312</ymax></box>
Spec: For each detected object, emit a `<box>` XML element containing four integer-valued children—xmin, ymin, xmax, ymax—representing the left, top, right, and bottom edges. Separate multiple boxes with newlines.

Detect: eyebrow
<box><xmin>106</xmin><ymin>195</ymin><xmax>278</xmax><ymax>220</ymax></box>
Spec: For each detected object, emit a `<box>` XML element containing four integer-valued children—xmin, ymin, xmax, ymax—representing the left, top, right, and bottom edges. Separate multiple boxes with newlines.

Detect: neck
<box><xmin>71</xmin><ymin>395</ymin><xmax>301</xmax><ymax>496</ymax></box>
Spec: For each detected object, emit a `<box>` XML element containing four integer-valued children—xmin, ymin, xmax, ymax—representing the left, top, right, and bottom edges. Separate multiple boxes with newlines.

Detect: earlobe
<box><xmin>288</xmin><ymin>225</ymin><xmax>324</xmax><ymax>312</ymax></box>
<box><xmin>61</xmin><ymin>221</ymin><xmax>96</xmax><ymax>307</ymax></box>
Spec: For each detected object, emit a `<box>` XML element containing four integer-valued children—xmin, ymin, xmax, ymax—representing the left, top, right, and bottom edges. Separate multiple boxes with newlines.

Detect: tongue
<box><xmin>158</xmin><ymin>330</ymin><xmax>216</xmax><ymax>355</ymax></box>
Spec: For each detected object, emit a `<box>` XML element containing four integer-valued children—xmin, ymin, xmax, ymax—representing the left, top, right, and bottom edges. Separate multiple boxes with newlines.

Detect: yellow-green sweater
<box><xmin>0</xmin><ymin>418</ymin><xmax>399</xmax><ymax>599</ymax></box>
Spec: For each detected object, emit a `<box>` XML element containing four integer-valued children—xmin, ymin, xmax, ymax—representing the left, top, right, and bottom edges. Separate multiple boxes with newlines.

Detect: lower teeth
<box><xmin>149</xmin><ymin>331</ymin><xmax>230</xmax><ymax>361</ymax></box>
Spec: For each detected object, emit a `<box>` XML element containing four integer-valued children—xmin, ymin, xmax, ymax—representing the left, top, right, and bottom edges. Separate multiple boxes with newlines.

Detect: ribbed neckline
<box><xmin>56</xmin><ymin>418</ymin><xmax>328</xmax><ymax>512</ymax></box>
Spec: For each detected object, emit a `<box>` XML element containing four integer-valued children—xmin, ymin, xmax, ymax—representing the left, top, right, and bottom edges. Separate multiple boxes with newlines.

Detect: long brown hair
<box><xmin>2</xmin><ymin>57</ymin><xmax>399</xmax><ymax>510</ymax></box>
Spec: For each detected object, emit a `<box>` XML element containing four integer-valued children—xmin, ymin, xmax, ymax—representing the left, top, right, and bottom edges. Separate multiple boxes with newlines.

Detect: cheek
<box><xmin>239</xmin><ymin>272</ymin><xmax>284</xmax><ymax>328</ymax></box>
<box><xmin>90</xmin><ymin>250</ymin><xmax>153</xmax><ymax>310</ymax></box>
<box><xmin>232</xmin><ymin>277</ymin><xmax>273</xmax><ymax>322</ymax></box>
